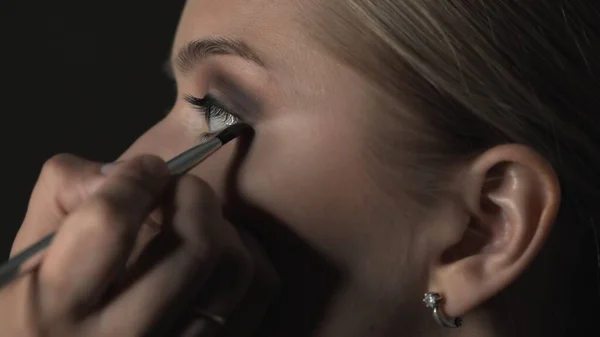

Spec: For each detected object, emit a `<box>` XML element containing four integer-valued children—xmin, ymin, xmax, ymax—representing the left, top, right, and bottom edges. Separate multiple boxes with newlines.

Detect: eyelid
<box><xmin>213</xmin><ymin>76</ymin><xmax>261</xmax><ymax>118</ymax></box>
<box><xmin>184</xmin><ymin>94</ymin><xmax>243</xmax><ymax>121</ymax></box>
<box><xmin>184</xmin><ymin>94</ymin><xmax>243</xmax><ymax>143</ymax></box>
<box><xmin>205</xmin><ymin>94</ymin><xmax>242</xmax><ymax>120</ymax></box>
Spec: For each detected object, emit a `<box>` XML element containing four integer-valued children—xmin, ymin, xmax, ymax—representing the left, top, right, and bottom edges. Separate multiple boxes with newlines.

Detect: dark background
<box><xmin>0</xmin><ymin>1</ymin><xmax>186</xmax><ymax>257</ymax></box>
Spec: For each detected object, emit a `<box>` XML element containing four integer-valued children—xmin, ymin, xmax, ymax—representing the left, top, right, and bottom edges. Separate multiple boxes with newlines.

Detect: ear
<box><xmin>426</xmin><ymin>144</ymin><xmax>560</xmax><ymax>317</ymax></box>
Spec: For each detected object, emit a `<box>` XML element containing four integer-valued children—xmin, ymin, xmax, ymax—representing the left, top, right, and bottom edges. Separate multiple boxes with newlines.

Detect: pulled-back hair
<box><xmin>308</xmin><ymin>0</ymin><xmax>600</xmax><ymax>334</ymax></box>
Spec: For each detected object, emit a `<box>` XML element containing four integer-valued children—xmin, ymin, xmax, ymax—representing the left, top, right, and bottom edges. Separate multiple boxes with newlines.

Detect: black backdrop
<box><xmin>0</xmin><ymin>1</ymin><xmax>186</xmax><ymax>257</ymax></box>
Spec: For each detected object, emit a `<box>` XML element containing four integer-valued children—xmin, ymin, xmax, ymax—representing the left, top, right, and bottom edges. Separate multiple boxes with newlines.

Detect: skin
<box><xmin>2</xmin><ymin>0</ymin><xmax>563</xmax><ymax>336</ymax></box>
<box><xmin>3</xmin><ymin>155</ymin><xmax>262</xmax><ymax>337</ymax></box>
<box><xmin>123</xmin><ymin>0</ymin><xmax>410</xmax><ymax>334</ymax></box>
<box><xmin>123</xmin><ymin>0</ymin><xmax>422</xmax><ymax>334</ymax></box>
<box><xmin>122</xmin><ymin>0</ymin><xmax>561</xmax><ymax>335</ymax></box>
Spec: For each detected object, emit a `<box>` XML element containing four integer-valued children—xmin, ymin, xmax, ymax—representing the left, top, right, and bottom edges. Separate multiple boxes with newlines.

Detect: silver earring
<box><xmin>423</xmin><ymin>292</ymin><xmax>462</xmax><ymax>328</ymax></box>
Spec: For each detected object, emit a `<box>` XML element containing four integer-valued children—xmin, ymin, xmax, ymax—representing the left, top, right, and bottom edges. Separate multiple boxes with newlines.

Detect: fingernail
<box><xmin>140</xmin><ymin>156</ymin><xmax>168</xmax><ymax>177</ymax></box>
<box><xmin>100</xmin><ymin>161</ymin><xmax>119</xmax><ymax>175</ymax></box>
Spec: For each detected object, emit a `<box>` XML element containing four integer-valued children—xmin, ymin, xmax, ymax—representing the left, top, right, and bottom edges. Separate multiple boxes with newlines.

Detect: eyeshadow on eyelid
<box><xmin>214</xmin><ymin>76</ymin><xmax>261</xmax><ymax>114</ymax></box>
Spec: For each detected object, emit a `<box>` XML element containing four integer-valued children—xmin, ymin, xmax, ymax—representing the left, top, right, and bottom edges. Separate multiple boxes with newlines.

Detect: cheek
<box><xmin>234</xmin><ymin>115</ymin><xmax>374</xmax><ymax>260</ymax></box>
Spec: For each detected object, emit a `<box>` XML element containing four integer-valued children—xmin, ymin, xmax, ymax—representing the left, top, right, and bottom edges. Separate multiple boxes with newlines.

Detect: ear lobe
<box><xmin>428</xmin><ymin>144</ymin><xmax>560</xmax><ymax>318</ymax></box>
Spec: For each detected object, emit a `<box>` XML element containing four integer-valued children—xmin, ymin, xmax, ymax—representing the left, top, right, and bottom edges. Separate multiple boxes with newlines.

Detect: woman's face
<box><xmin>119</xmin><ymin>0</ymin><xmax>424</xmax><ymax>324</ymax></box>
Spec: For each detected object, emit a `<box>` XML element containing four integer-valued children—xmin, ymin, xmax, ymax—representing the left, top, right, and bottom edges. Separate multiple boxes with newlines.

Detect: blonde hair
<box><xmin>308</xmin><ymin>0</ymin><xmax>600</xmax><ymax>334</ymax></box>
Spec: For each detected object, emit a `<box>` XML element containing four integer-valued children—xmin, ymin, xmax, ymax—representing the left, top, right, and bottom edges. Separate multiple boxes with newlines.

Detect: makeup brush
<box><xmin>0</xmin><ymin>123</ymin><xmax>250</xmax><ymax>289</ymax></box>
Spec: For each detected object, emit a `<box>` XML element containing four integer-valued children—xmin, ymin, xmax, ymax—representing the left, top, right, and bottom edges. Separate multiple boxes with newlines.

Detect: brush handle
<box><xmin>0</xmin><ymin>233</ymin><xmax>55</xmax><ymax>288</ymax></box>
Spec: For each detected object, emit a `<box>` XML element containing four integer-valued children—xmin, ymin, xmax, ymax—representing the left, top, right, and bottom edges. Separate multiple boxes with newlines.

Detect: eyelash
<box><xmin>184</xmin><ymin>94</ymin><xmax>241</xmax><ymax>140</ymax></box>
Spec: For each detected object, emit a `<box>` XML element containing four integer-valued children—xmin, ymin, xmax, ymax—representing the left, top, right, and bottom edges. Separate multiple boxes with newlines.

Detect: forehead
<box><xmin>173</xmin><ymin>0</ymin><xmax>311</xmax><ymax>65</ymax></box>
<box><xmin>171</xmin><ymin>0</ymin><xmax>372</xmax><ymax>113</ymax></box>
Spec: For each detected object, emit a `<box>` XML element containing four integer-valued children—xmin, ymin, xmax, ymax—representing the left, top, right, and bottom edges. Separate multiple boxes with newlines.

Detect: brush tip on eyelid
<box><xmin>197</xmin><ymin>132</ymin><xmax>216</xmax><ymax>143</ymax></box>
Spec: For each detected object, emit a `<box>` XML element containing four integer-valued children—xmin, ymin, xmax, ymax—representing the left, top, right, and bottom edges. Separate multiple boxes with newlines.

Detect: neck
<box><xmin>310</xmin><ymin>287</ymin><xmax>502</xmax><ymax>337</ymax></box>
<box><xmin>255</xmin><ymin>278</ymin><xmax>563</xmax><ymax>337</ymax></box>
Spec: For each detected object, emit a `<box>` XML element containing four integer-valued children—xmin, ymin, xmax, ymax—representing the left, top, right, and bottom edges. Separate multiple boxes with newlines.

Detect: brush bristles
<box><xmin>215</xmin><ymin>123</ymin><xmax>250</xmax><ymax>144</ymax></box>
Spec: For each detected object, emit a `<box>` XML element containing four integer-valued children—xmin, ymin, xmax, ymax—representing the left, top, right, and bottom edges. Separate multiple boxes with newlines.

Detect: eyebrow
<box><xmin>169</xmin><ymin>37</ymin><xmax>266</xmax><ymax>77</ymax></box>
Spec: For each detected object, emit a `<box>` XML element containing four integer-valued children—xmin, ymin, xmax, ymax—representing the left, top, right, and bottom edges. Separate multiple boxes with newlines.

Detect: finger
<box><xmin>11</xmin><ymin>154</ymin><xmax>106</xmax><ymax>270</ymax></box>
<box><xmin>176</xmin><ymin>239</ymin><xmax>255</xmax><ymax>337</ymax></box>
<box><xmin>39</xmin><ymin>155</ymin><xmax>169</xmax><ymax>313</ymax></box>
<box><xmin>196</xmin><ymin>229</ymin><xmax>279</xmax><ymax>337</ymax></box>
<box><xmin>109</xmin><ymin>210</ymin><xmax>164</xmax><ymax>288</ymax></box>
<box><xmin>99</xmin><ymin>175</ymin><xmax>253</xmax><ymax>337</ymax></box>
<box><xmin>125</xmin><ymin>209</ymin><xmax>164</xmax><ymax>269</ymax></box>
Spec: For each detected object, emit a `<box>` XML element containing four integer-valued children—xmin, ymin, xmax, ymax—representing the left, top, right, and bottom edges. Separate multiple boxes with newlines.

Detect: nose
<box><xmin>117</xmin><ymin>118</ymin><xmax>185</xmax><ymax>163</ymax></box>
<box><xmin>116</xmin><ymin>117</ymin><xmax>239</xmax><ymax>202</ymax></box>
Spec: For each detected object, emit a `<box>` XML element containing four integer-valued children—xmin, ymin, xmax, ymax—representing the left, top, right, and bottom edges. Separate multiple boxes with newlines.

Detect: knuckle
<box><xmin>40</xmin><ymin>153</ymin><xmax>77</xmax><ymax>183</ymax></box>
<box><xmin>36</xmin><ymin>154</ymin><xmax>101</xmax><ymax>216</ymax></box>
<box><xmin>184</xmin><ymin>232</ymin><xmax>221</xmax><ymax>266</ymax></box>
